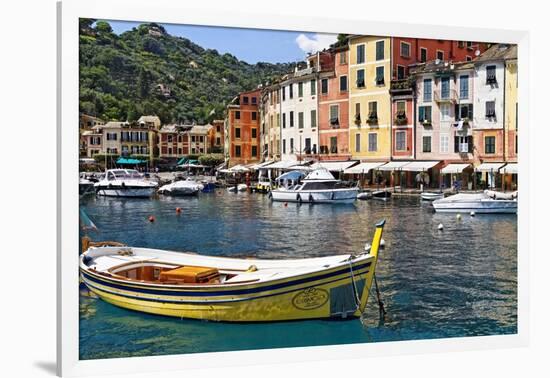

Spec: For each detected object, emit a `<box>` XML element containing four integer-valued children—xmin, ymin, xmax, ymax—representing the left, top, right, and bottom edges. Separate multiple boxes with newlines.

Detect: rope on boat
<box><xmin>373</xmin><ymin>273</ymin><xmax>387</xmax><ymax>321</ymax></box>
<box><xmin>348</xmin><ymin>257</ymin><xmax>361</xmax><ymax>313</ymax></box>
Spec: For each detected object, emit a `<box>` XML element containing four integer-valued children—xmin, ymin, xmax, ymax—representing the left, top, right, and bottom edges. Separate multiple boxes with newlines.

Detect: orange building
<box><xmin>209</xmin><ymin>119</ymin><xmax>225</xmax><ymax>154</ymax></box>
<box><xmin>225</xmin><ymin>89</ymin><xmax>261</xmax><ymax>167</ymax></box>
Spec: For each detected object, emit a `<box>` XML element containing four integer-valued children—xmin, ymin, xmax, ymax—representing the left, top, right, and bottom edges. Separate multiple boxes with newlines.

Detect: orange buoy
<box><xmin>176</xmin><ymin>207</ymin><xmax>182</xmax><ymax>214</ymax></box>
<box><xmin>148</xmin><ymin>215</ymin><xmax>155</xmax><ymax>222</ymax></box>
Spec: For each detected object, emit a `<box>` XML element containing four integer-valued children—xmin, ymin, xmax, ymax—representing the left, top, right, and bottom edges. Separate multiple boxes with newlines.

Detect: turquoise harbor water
<box><xmin>79</xmin><ymin>192</ymin><xmax>517</xmax><ymax>360</ymax></box>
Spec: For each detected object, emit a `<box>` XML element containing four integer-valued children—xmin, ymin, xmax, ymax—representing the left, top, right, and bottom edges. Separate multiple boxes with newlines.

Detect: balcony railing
<box><xmin>434</xmin><ymin>88</ymin><xmax>458</xmax><ymax>103</ymax></box>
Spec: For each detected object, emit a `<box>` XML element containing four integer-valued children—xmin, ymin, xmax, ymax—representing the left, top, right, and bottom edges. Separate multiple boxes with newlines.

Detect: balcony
<box><xmin>486</xmin><ymin>75</ymin><xmax>497</xmax><ymax>85</ymax></box>
<box><xmin>390</xmin><ymin>79</ymin><xmax>414</xmax><ymax>95</ymax></box>
<box><xmin>394</xmin><ymin>111</ymin><xmax>408</xmax><ymax>125</ymax></box>
<box><xmin>354</xmin><ymin>114</ymin><xmax>361</xmax><ymax>126</ymax></box>
<box><xmin>330</xmin><ymin>117</ymin><xmax>340</xmax><ymax>129</ymax></box>
<box><xmin>420</xmin><ymin>119</ymin><xmax>432</xmax><ymax>127</ymax></box>
<box><xmin>434</xmin><ymin>88</ymin><xmax>458</xmax><ymax>103</ymax></box>
<box><xmin>367</xmin><ymin>112</ymin><xmax>378</xmax><ymax>125</ymax></box>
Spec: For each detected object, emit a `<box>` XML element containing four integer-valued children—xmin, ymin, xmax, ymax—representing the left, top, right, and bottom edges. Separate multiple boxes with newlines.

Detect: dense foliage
<box><xmin>79</xmin><ymin>20</ymin><xmax>294</xmax><ymax>124</ymax></box>
<box><xmin>198</xmin><ymin>154</ymin><xmax>225</xmax><ymax>167</ymax></box>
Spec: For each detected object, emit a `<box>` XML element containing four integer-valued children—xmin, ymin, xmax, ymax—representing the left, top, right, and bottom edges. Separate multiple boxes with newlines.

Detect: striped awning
<box><xmin>500</xmin><ymin>163</ymin><xmax>518</xmax><ymax>174</ymax></box>
<box><xmin>475</xmin><ymin>162</ymin><xmax>505</xmax><ymax>172</ymax></box>
<box><xmin>344</xmin><ymin>162</ymin><xmax>386</xmax><ymax>174</ymax></box>
<box><xmin>401</xmin><ymin>161</ymin><xmax>440</xmax><ymax>172</ymax></box>
<box><xmin>309</xmin><ymin>161</ymin><xmax>358</xmax><ymax>172</ymax></box>
<box><xmin>441</xmin><ymin>163</ymin><xmax>471</xmax><ymax>174</ymax></box>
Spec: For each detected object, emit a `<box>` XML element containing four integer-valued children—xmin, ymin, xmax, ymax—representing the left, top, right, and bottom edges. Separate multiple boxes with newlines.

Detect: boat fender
<box><xmin>331</xmin><ymin>192</ymin><xmax>335</xmax><ymax>200</ymax></box>
<box><xmin>297</xmin><ymin>194</ymin><xmax>302</xmax><ymax>203</ymax></box>
<box><xmin>82</xmin><ymin>255</ymin><xmax>93</xmax><ymax>266</ymax></box>
<box><xmin>470</xmin><ymin>211</ymin><xmax>476</xmax><ymax>217</ymax></box>
<box><xmin>380</xmin><ymin>239</ymin><xmax>386</xmax><ymax>248</ymax></box>
<box><xmin>121</xmin><ymin>182</ymin><xmax>126</xmax><ymax>188</ymax></box>
<box><xmin>438</xmin><ymin>223</ymin><xmax>444</xmax><ymax>231</ymax></box>
<box><xmin>309</xmin><ymin>194</ymin><xmax>314</xmax><ymax>203</ymax></box>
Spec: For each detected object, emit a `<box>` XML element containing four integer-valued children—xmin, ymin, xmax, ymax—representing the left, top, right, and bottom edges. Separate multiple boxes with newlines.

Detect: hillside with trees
<box><xmin>79</xmin><ymin>19</ymin><xmax>294</xmax><ymax>124</ymax></box>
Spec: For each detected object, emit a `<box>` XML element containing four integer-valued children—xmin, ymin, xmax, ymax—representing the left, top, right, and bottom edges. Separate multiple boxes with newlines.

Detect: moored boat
<box><xmin>432</xmin><ymin>190</ymin><xmax>517</xmax><ymax>213</ymax></box>
<box><xmin>421</xmin><ymin>191</ymin><xmax>444</xmax><ymax>201</ymax></box>
<box><xmin>94</xmin><ymin>169</ymin><xmax>158</xmax><ymax>198</ymax></box>
<box><xmin>371</xmin><ymin>189</ymin><xmax>392</xmax><ymax>200</ymax></box>
<box><xmin>227</xmin><ymin>183</ymin><xmax>248</xmax><ymax>192</ymax></box>
<box><xmin>79</xmin><ymin>220</ymin><xmax>386</xmax><ymax>322</ymax></box>
<box><xmin>158</xmin><ymin>178</ymin><xmax>203</xmax><ymax>196</ymax></box>
<box><xmin>270</xmin><ymin>168</ymin><xmax>358</xmax><ymax>204</ymax></box>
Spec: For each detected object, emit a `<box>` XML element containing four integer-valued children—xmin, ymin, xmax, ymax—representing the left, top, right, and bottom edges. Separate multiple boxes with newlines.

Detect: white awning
<box><xmin>250</xmin><ymin>161</ymin><xmax>274</xmax><ymax>170</ymax></box>
<box><xmin>500</xmin><ymin>163</ymin><xmax>518</xmax><ymax>174</ymax></box>
<box><xmin>401</xmin><ymin>161</ymin><xmax>440</xmax><ymax>172</ymax></box>
<box><xmin>344</xmin><ymin>162</ymin><xmax>386</xmax><ymax>174</ymax></box>
<box><xmin>441</xmin><ymin>163</ymin><xmax>471</xmax><ymax>174</ymax></box>
<box><xmin>309</xmin><ymin>161</ymin><xmax>358</xmax><ymax>172</ymax></box>
<box><xmin>475</xmin><ymin>162</ymin><xmax>505</xmax><ymax>172</ymax></box>
<box><xmin>286</xmin><ymin>164</ymin><xmax>314</xmax><ymax>171</ymax></box>
<box><xmin>267</xmin><ymin>160</ymin><xmax>300</xmax><ymax>169</ymax></box>
<box><xmin>377</xmin><ymin>161</ymin><xmax>409</xmax><ymax>171</ymax></box>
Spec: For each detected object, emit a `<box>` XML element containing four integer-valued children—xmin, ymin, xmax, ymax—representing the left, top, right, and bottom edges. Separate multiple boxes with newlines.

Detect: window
<box><xmin>106</xmin><ymin>132</ymin><xmax>117</xmax><ymax>141</ymax></box>
<box><xmin>167</xmin><ymin>135</ymin><xmax>173</xmax><ymax>143</ymax></box>
<box><xmin>298</xmin><ymin>112</ymin><xmax>304</xmax><ymax>128</ymax></box>
<box><xmin>252</xmin><ymin>146</ymin><xmax>258</xmax><ymax>157</ymax></box>
<box><xmin>485</xmin><ymin>136</ymin><xmax>496</xmax><ymax>154</ymax></box>
<box><xmin>340</xmin><ymin>51</ymin><xmax>347</xmax><ymax>65</ymax></box>
<box><xmin>235</xmin><ymin>145</ymin><xmax>241</xmax><ymax>157</ymax></box>
<box><xmin>441</xmin><ymin>77</ymin><xmax>450</xmax><ymax>99</ymax></box>
<box><xmin>458</xmin><ymin>41</ymin><xmax>465</xmax><ymax>48</ymax></box>
<box><xmin>422</xmin><ymin>136</ymin><xmax>431</xmax><ymax>153</ymax></box>
<box><xmin>216</xmin><ymin>137</ymin><xmax>220</xmax><ymax>145</ymax></box>
<box><xmin>375</xmin><ymin>66</ymin><xmax>385</xmax><ymax>85</ymax></box>
<box><xmin>357</xmin><ymin>44</ymin><xmax>365</xmax><ymax>64</ymax></box>
<box><xmin>290</xmin><ymin>138</ymin><xmax>294</xmax><ymax>153</ymax></box>
<box><xmin>423</xmin><ymin>79</ymin><xmax>432</xmax><ymax>102</ymax></box>
<box><xmin>321</xmin><ymin>79</ymin><xmax>328</xmax><ymax>94</ymax></box>
<box><xmin>396</xmin><ymin>131</ymin><xmax>406</xmax><ymax>151</ymax></box>
<box><xmin>368</xmin><ymin>133</ymin><xmax>378</xmax><ymax>151</ymax></box>
<box><xmin>282</xmin><ymin>113</ymin><xmax>286</xmax><ymax>128</ymax></box>
<box><xmin>178</xmin><ymin>148</ymin><xmax>182</xmax><ymax>155</ymax></box>
<box><xmin>376</xmin><ymin>40</ymin><xmax>384</xmax><ymax>60</ymax></box>
<box><xmin>298</xmin><ymin>82</ymin><xmax>303</xmax><ymax>97</ymax></box>
<box><xmin>466</xmin><ymin>41</ymin><xmax>473</xmax><ymax>50</ymax></box>
<box><xmin>457</xmin><ymin>103</ymin><xmax>473</xmax><ymax>120</ymax></box>
<box><xmin>355</xmin><ymin>133</ymin><xmax>361</xmax><ymax>152</ymax></box>
<box><xmin>310</xmin><ymin>79</ymin><xmax>316</xmax><ymax>95</ymax></box>
<box><xmin>282</xmin><ymin>86</ymin><xmax>286</xmax><ymax>101</ymax></box>
<box><xmin>304</xmin><ymin>138</ymin><xmax>312</xmax><ymax>154</ymax></box>
<box><xmin>466</xmin><ymin>56</ymin><xmax>472</xmax><ymax>61</ymax></box>
<box><xmin>191</xmin><ymin>135</ymin><xmax>196</xmax><ymax>142</ymax></box>
<box><xmin>454</xmin><ymin>136</ymin><xmax>473</xmax><ymax>153</ymax></box>
<box><xmin>420</xmin><ymin>47</ymin><xmax>427</xmax><ymax>63</ymax></box>
<box><xmin>289</xmin><ymin>84</ymin><xmax>293</xmax><ymax>99</ymax></box>
<box><xmin>437</xmin><ymin>50</ymin><xmax>444</xmax><ymax>60</ymax></box>
<box><xmin>310</xmin><ymin>110</ymin><xmax>316</xmax><ymax>128</ymax></box>
<box><xmin>459</xmin><ymin>75</ymin><xmax>469</xmax><ymax>99</ymax></box>
<box><xmin>356</xmin><ymin>69</ymin><xmax>365</xmax><ymax>88</ymax></box>
<box><xmin>355</xmin><ymin>103</ymin><xmax>361</xmax><ymax>122</ymax></box>
<box><xmin>168</xmin><ymin>147</ymin><xmax>172</xmax><ymax>155</ymax></box>
<box><xmin>243</xmin><ymin>96</ymin><xmax>249</xmax><ymax>104</ymax></box>
<box><xmin>283</xmin><ymin>139</ymin><xmax>286</xmax><ymax>154</ymax></box>
<box><xmin>252</xmin><ymin>128</ymin><xmax>257</xmax><ymax>138</ymax></box>
<box><xmin>330</xmin><ymin>137</ymin><xmax>338</xmax><ymax>154</ymax></box>
<box><xmin>340</xmin><ymin>76</ymin><xmax>348</xmax><ymax>92</ymax></box>
<box><xmin>396</xmin><ymin>101</ymin><xmax>406</xmax><ymax>122</ymax></box>
<box><xmin>440</xmin><ymin>134</ymin><xmax>449</xmax><ymax>153</ymax></box>
<box><xmin>397</xmin><ymin>65</ymin><xmax>405</xmax><ymax>80</ymax></box>
<box><xmin>330</xmin><ymin>105</ymin><xmax>339</xmax><ymax>126</ymax></box>
<box><xmin>289</xmin><ymin>111</ymin><xmax>294</xmax><ymax>127</ymax></box>
<box><xmin>400</xmin><ymin>42</ymin><xmax>410</xmax><ymax>57</ymax></box>
<box><xmin>440</xmin><ymin>103</ymin><xmax>451</xmax><ymax>121</ymax></box>
<box><xmin>486</xmin><ymin>101</ymin><xmax>496</xmax><ymax>118</ymax></box>
<box><xmin>251</xmin><ymin>97</ymin><xmax>257</xmax><ymax>104</ymax></box>
<box><xmin>235</xmin><ymin>111</ymin><xmax>240</xmax><ymax>120</ymax></box>
<box><xmin>419</xmin><ymin>106</ymin><xmax>432</xmax><ymax>123</ymax></box>
<box><xmin>486</xmin><ymin>65</ymin><xmax>497</xmax><ymax>84</ymax></box>
<box><xmin>235</xmin><ymin>128</ymin><xmax>241</xmax><ymax>138</ymax></box>
<box><xmin>252</xmin><ymin>112</ymin><xmax>257</xmax><ymax>120</ymax></box>
<box><xmin>368</xmin><ymin>102</ymin><xmax>378</xmax><ymax>120</ymax></box>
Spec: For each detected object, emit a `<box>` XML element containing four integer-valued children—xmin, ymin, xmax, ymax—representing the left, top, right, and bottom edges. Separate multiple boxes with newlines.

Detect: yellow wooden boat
<box><xmin>79</xmin><ymin>220</ymin><xmax>386</xmax><ymax>322</ymax></box>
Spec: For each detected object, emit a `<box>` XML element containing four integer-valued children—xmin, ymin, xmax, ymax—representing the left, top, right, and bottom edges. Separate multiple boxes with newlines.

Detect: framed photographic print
<box><xmin>58</xmin><ymin>0</ymin><xmax>529</xmax><ymax>376</ymax></box>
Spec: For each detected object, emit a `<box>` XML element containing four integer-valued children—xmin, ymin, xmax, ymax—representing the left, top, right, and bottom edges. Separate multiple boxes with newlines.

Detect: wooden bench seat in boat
<box><xmin>159</xmin><ymin>265</ymin><xmax>220</xmax><ymax>284</ymax></box>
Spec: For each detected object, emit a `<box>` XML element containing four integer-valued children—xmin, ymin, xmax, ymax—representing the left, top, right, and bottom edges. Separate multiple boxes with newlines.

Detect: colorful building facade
<box><xmin>225</xmin><ymin>89</ymin><xmax>261</xmax><ymax>167</ymax></box>
<box><xmin>261</xmin><ymin>84</ymin><xmax>281</xmax><ymax>161</ymax></box>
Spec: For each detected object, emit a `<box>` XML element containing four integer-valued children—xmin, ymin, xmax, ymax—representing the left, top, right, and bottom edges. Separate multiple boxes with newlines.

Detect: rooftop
<box><xmin>474</xmin><ymin>43</ymin><xmax>517</xmax><ymax>63</ymax></box>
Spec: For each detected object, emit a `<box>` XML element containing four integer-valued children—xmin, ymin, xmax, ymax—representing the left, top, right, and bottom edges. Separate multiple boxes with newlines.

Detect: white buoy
<box><xmin>470</xmin><ymin>211</ymin><xmax>475</xmax><ymax>217</ymax></box>
<box><xmin>456</xmin><ymin>214</ymin><xmax>462</xmax><ymax>220</ymax></box>
<box><xmin>438</xmin><ymin>223</ymin><xmax>444</xmax><ymax>230</ymax></box>
<box><xmin>364</xmin><ymin>243</ymin><xmax>372</xmax><ymax>252</ymax></box>
<box><xmin>380</xmin><ymin>239</ymin><xmax>386</xmax><ymax>248</ymax></box>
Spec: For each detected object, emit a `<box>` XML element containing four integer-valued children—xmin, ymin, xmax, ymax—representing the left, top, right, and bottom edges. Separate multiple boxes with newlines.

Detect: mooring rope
<box><xmin>348</xmin><ymin>257</ymin><xmax>361</xmax><ymax>313</ymax></box>
<box><xmin>373</xmin><ymin>273</ymin><xmax>387</xmax><ymax>320</ymax></box>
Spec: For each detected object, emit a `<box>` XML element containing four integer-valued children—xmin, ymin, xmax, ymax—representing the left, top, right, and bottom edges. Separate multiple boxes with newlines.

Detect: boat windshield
<box><xmin>108</xmin><ymin>169</ymin><xmax>143</xmax><ymax>180</ymax></box>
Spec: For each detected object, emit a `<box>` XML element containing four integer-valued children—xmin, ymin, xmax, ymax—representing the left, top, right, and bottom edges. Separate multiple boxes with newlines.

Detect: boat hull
<box><xmin>96</xmin><ymin>187</ymin><xmax>156</xmax><ymax>198</ymax></box>
<box><xmin>271</xmin><ymin>188</ymin><xmax>358</xmax><ymax>204</ymax></box>
<box><xmin>80</xmin><ymin>257</ymin><xmax>373</xmax><ymax>322</ymax></box>
<box><xmin>432</xmin><ymin>199</ymin><xmax>517</xmax><ymax>213</ymax></box>
<box><xmin>421</xmin><ymin>192</ymin><xmax>444</xmax><ymax>201</ymax></box>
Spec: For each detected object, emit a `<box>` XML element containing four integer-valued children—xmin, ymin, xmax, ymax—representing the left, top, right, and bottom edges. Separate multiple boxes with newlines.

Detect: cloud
<box><xmin>295</xmin><ymin>33</ymin><xmax>338</xmax><ymax>55</ymax></box>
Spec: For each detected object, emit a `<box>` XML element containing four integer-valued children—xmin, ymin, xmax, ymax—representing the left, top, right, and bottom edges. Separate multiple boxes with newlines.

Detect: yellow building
<box><xmin>348</xmin><ymin>36</ymin><xmax>391</xmax><ymax>161</ymax></box>
<box><xmin>504</xmin><ymin>47</ymin><xmax>518</xmax><ymax>163</ymax></box>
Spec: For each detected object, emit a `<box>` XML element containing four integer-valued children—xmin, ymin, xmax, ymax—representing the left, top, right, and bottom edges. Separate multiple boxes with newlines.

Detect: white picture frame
<box><xmin>58</xmin><ymin>0</ymin><xmax>530</xmax><ymax>376</ymax></box>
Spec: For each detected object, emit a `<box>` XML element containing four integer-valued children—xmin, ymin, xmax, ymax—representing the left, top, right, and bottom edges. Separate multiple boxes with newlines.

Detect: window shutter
<box><xmin>454</xmin><ymin>104</ymin><xmax>460</xmax><ymax>121</ymax></box>
<box><xmin>468</xmin><ymin>136</ymin><xmax>474</xmax><ymax>153</ymax></box>
<box><xmin>419</xmin><ymin>107</ymin><xmax>424</xmax><ymax>122</ymax></box>
<box><xmin>468</xmin><ymin>104</ymin><xmax>474</xmax><ymax>120</ymax></box>
<box><xmin>454</xmin><ymin>136</ymin><xmax>459</xmax><ymax>153</ymax></box>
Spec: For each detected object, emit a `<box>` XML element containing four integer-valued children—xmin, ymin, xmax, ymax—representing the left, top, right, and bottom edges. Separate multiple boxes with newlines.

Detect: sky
<box><xmin>105</xmin><ymin>20</ymin><xmax>338</xmax><ymax>64</ymax></box>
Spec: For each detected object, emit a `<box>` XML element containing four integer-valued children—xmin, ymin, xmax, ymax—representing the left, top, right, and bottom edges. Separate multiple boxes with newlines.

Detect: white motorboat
<box><xmin>94</xmin><ymin>169</ymin><xmax>158</xmax><ymax>198</ymax></box>
<box><xmin>79</xmin><ymin>173</ymin><xmax>95</xmax><ymax>195</ymax></box>
<box><xmin>432</xmin><ymin>190</ymin><xmax>517</xmax><ymax>214</ymax></box>
<box><xmin>158</xmin><ymin>178</ymin><xmax>204</xmax><ymax>196</ymax></box>
<box><xmin>270</xmin><ymin>168</ymin><xmax>358</xmax><ymax>204</ymax></box>
<box><xmin>421</xmin><ymin>192</ymin><xmax>444</xmax><ymax>201</ymax></box>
